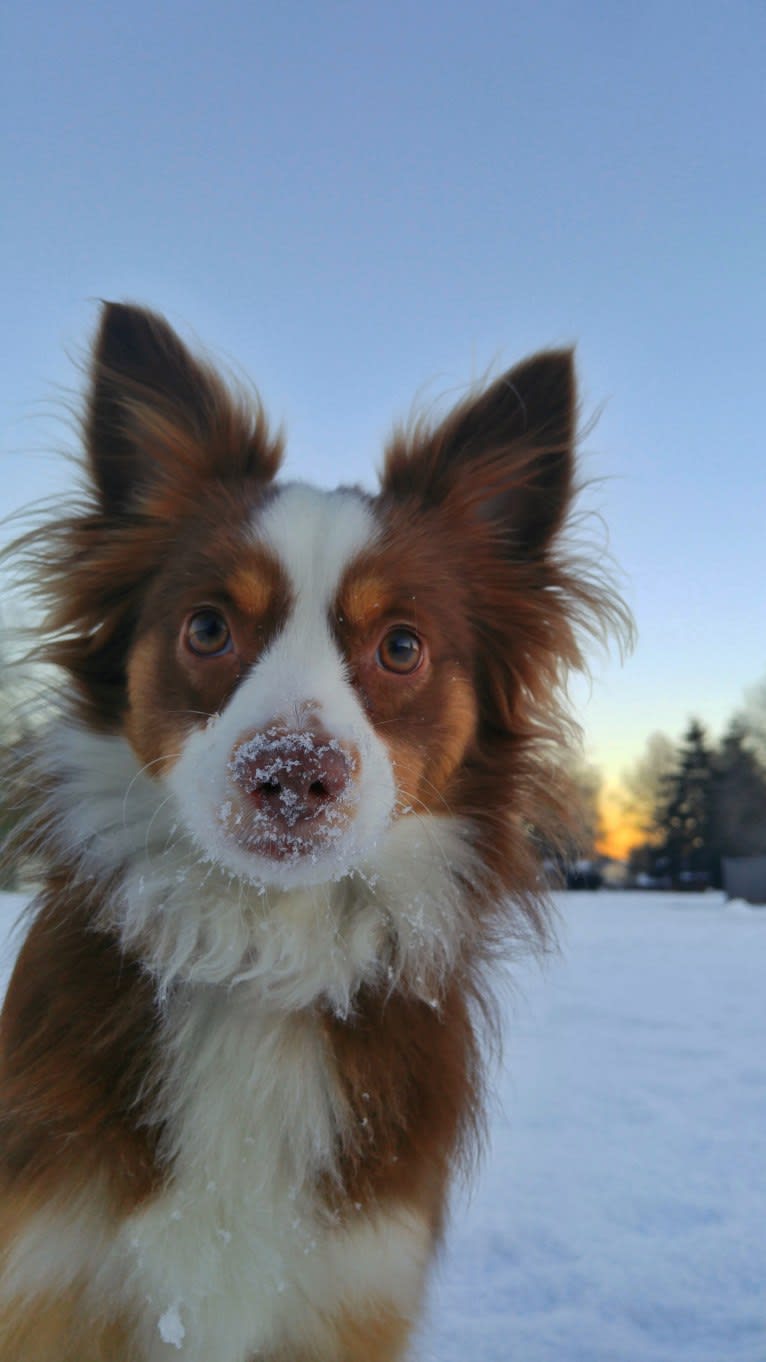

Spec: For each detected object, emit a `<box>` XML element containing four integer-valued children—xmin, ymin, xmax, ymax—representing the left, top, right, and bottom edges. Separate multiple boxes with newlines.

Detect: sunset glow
<box><xmin>597</xmin><ymin>787</ymin><xmax>640</xmax><ymax>862</ymax></box>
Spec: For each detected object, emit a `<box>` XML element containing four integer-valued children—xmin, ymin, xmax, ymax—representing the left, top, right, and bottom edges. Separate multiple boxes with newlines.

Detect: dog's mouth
<box><xmin>219</xmin><ymin>727</ymin><xmax>361</xmax><ymax>863</ymax></box>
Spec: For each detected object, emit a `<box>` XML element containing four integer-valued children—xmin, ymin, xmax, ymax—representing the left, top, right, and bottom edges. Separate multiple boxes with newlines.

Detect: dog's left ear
<box><xmin>381</xmin><ymin>349</ymin><xmax>575</xmax><ymax>557</ymax></box>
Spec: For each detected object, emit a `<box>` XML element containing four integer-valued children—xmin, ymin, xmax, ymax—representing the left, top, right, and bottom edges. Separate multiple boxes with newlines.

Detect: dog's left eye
<box><xmin>185</xmin><ymin>609</ymin><xmax>232</xmax><ymax>657</ymax></box>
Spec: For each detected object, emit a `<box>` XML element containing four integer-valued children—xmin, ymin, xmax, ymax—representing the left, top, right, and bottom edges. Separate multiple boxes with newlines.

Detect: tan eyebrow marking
<box><xmin>226</xmin><ymin>564</ymin><xmax>274</xmax><ymax>617</ymax></box>
<box><xmin>339</xmin><ymin>575</ymin><xmax>391</xmax><ymax>627</ymax></box>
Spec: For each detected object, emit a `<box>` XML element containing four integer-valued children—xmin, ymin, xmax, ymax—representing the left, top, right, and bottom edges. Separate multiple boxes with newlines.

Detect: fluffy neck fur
<box><xmin>21</xmin><ymin>717</ymin><xmax>483</xmax><ymax>1013</ymax></box>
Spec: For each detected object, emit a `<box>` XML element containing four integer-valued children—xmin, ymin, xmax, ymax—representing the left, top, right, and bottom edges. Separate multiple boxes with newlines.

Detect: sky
<box><xmin>2</xmin><ymin>0</ymin><xmax>764</xmax><ymax>839</ymax></box>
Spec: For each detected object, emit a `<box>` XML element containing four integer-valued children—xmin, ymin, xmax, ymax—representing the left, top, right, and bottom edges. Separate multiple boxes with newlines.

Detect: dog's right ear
<box><xmin>86</xmin><ymin>302</ymin><xmax>283</xmax><ymax>514</ymax></box>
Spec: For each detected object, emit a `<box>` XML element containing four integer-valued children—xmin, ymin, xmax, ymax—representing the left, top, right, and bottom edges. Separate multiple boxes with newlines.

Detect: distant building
<box><xmin>723</xmin><ymin>855</ymin><xmax>766</xmax><ymax>905</ymax></box>
<box><xmin>600</xmin><ymin>857</ymin><xmax>630</xmax><ymax>889</ymax></box>
<box><xmin>566</xmin><ymin>859</ymin><xmax>603</xmax><ymax>891</ymax></box>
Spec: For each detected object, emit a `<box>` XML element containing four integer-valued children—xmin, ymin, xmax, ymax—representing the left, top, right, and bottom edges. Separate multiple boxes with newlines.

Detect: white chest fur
<box><xmin>114</xmin><ymin>987</ymin><xmax>430</xmax><ymax>1361</ymax></box>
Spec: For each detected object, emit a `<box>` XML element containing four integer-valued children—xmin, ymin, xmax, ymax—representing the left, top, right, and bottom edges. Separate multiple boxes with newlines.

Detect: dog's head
<box><xmin>17</xmin><ymin>304</ymin><xmax>625</xmax><ymax>993</ymax></box>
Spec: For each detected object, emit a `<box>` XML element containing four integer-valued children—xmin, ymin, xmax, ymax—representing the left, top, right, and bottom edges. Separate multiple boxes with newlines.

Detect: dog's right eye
<box><xmin>376</xmin><ymin>626</ymin><xmax>424</xmax><ymax>675</ymax></box>
<box><xmin>184</xmin><ymin>609</ymin><xmax>232</xmax><ymax>657</ymax></box>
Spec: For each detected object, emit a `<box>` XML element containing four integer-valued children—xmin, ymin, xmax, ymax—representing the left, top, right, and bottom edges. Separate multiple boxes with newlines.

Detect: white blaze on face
<box><xmin>166</xmin><ymin>485</ymin><xmax>397</xmax><ymax>889</ymax></box>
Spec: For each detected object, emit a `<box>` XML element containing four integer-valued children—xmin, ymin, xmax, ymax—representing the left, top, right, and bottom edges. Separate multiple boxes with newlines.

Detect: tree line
<box><xmin>622</xmin><ymin>678</ymin><xmax>766</xmax><ymax>887</ymax></box>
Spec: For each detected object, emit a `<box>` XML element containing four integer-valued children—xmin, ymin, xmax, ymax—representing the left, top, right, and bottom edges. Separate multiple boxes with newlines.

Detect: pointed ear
<box><xmin>85</xmin><ymin>302</ymin><xmax>282</xmax><ymax>514</ymax></box>
<box><xmin>381</xmin><ymin>349</ymin><xmax>576</xmax><ymax>557</ymax></box>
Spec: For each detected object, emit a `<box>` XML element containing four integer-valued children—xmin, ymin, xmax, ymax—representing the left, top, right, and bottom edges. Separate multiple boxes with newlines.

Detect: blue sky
<box><xmin>2</xmin><ymin>0</ymin><xmax>764</xmax><ymax>791</ymax></box>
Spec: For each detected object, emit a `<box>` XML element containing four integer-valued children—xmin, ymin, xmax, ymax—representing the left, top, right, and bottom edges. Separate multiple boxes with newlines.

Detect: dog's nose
<box><xmin>229</xmin><ymin>730</ymin><xmax>354</xmax><ymax>830</ymax></box>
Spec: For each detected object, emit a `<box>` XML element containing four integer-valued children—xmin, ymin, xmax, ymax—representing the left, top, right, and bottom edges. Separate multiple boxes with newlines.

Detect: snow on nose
<box><xmin>227</xmin><ymin>727</ymin><xmax>358</xmax><ymax>858</ymax></box>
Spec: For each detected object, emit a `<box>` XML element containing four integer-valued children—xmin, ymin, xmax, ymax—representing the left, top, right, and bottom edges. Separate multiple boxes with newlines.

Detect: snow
<box><xmin>0</xmin><ymin>889</ymin><xmax>763</xmax><ymax>1360</ymax></box>
<box><xmin>158</xmin><ymin>1303</ymin><xmax>186</xmax><ymax>1348</ymax></box>
<box><xmin>418</xmin><ymin>892</ymin><xmax>766</xmax><ymax>1362</ymax></box>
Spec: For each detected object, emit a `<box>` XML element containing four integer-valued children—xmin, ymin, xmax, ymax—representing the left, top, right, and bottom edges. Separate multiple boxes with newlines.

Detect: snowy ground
<box><xmin>1</xmin><ymin>890</ymin><xmax>763</xmax><ymax>1361</ymax></box>
<box><xmin>420</xmin><ymin>892</ymin><xmax>766</xmax><ymax>1362</ymax></box>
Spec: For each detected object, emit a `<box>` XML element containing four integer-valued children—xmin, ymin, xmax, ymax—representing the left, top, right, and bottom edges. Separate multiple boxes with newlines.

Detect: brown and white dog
<box><xmin>0</xmin><ymin>305</ymin><xmax>626</xmax><ymax>1361</ymax></box>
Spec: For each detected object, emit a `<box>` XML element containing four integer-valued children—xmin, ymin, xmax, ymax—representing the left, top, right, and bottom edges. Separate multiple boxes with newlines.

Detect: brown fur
<box><xmin>123</xmin><ymin>533</ymin><xmax>292</xmax><ymax>770</ymax></box>
<box><xmin>0</xmin><ymin>887</ymin><xmax>160</xmax><ymax>1211</ymax></box>
<box><xmin>325</xmin><ymin>980</ymin><xmax>481</xmax><ymax>1228</ymax></box>
<box><xmin>337</xmin><ymin>574</ymin><xmax>390</xmax><ymax>628</ymax></box>
<box><xmin>332</xmin><ymin>1306</ymin><xmax>413</xmax><ymax>1362</ymax></box>
<box><xmin>270</xmin><ymin>1307</ymin><xmax>412</xmax><ymax>1362</ymax></box>
<box><xmin>0</xmin><ymin>1294</ymin><xmax>138</xmax><ymax>1362</ymax></box>
<box><xmin>9</xmin><ymin>305</ymin><xmax>284</xmax><ymax>730</ymax></box>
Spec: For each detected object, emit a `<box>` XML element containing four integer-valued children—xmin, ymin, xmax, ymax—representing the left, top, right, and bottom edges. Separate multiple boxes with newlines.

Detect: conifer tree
<box><xmin>715</xmin><ymin>721</ymin><xmax>766</xmax><ymax>859</ymax></box>
<box><xmin>656</xmin><ymin>719</ymin><xmax>718</xmax><ymax>886</ymax></box>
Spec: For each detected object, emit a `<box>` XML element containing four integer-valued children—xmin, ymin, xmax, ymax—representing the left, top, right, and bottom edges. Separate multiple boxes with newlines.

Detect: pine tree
<box><xmin>714</xmin><ymin>721</ymin><xmax>766</xmax><ymax>858</ymax></box>
<box><xmin>656</xmin><ymin>719</ymin><xmax>718</xmax><ymax>887</ymax></box>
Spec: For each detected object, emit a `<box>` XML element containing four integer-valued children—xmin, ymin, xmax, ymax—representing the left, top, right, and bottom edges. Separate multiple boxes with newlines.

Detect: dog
<box><xmin>0</xmin><ymin>304</ymin><xmax>625</xmax><ymax>1360</ymax></box>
